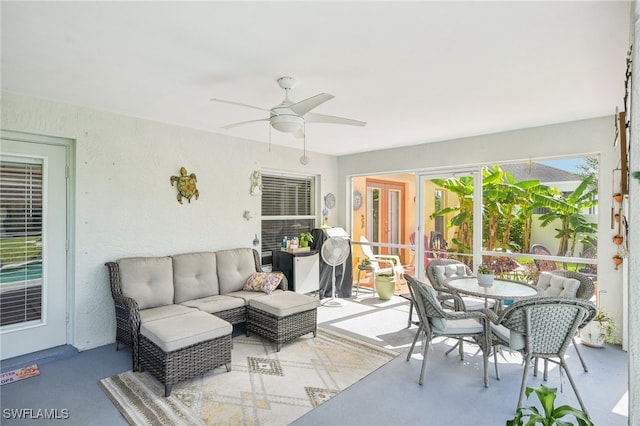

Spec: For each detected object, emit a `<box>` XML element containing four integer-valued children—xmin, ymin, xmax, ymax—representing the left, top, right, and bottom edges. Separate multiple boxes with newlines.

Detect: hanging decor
<box><xmin>170</xmin><ymin>166</ymin><xmax>199</xmax><ymax>204</ymax></box>
<box><xmin>610</xmin><ymin>45</ymin><xmax>632</xmax><ymax>269</ymax></box>
<box><xmin>250</xmin><ymin>170</ymin><xmax>262</xmax><ymax>196</ymax></box>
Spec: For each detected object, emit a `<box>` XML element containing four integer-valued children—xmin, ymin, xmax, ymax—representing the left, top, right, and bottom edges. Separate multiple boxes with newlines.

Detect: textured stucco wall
<box><xmin>627</xmin><ymin>3</ymin><xmax>640</xmax><ymax>423</ymax></box>
<box><xmin>1</xmin><ymin>92</ymin><xmax>339</xmax><ymax>351</ymax></box>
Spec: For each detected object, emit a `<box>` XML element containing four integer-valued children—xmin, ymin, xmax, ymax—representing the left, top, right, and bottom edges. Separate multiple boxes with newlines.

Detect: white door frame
<box><xmin>1</xmin><ymin>129</ymin><xmax>75</xmax><ymax>359</ymax></box>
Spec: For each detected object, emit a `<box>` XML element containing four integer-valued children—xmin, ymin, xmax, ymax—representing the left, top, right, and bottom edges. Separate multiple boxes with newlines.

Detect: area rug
<box><xmin>99</xmin><ymin>328</ymin><xmax>398</xmax><ymax>425</ymax></box>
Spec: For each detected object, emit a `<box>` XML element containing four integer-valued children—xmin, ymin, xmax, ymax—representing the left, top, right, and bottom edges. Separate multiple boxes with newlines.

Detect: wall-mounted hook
<box><xmin>243</xmin><ymin>210</ymin><xmax>252</xmax><ymax>221</ymax></box>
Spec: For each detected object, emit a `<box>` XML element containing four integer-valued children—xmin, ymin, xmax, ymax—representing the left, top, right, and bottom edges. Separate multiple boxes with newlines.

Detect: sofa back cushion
<box><xmin>118</xmin><ymin>257</ymin><xmax>174</xmax><ymax>310</ymax></box>
<box><xmin>172</xmin><ymin>252</ymin><xmax>219</xmax><ymax>304</ymax></box>
<box><xmin>216</xmin><ymin>248</ymin><xmax>258</xmax><ymax>294</ymax></box>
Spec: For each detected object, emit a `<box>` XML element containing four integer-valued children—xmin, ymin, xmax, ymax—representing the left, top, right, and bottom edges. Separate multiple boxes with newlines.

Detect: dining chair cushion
<box><xmin>536</xmin><ymin>271</ymin><xmax>553</xmax><ymax>290</ymax></box>
<box><xmin>443</xmin><ymin>296</ymin><xmax>491</xmax><ymax>311</ymax></box>
<box><xmin>440</xmin><ymin>318</ymin><xmax>484</xmax><ymax>335</ymax></box>
<box><xmin>490</xmin><ymin>323</ymin><xmax>525</xmax><ymax>350</ymax></box>
<box><xmin>423</xmin><ymin>284</ymin><xmax>448</xmax><ymax>330</ymax></box>
<box><xmin>545</xmin><ymin>275</ymin><xmax>580</xmax><ymax>298</ymax></box>
<box><xmin>433</xmin><ymin>264</ymin><xmax>468</xmax><ymax>283</ymax></box>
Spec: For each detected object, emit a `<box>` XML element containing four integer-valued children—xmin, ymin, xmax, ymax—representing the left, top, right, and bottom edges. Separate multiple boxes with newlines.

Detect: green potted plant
<box><xmin>508</xmin><ymin>384</ymin><xmax>593</xmax><ymax>426</ymax></box>
<box><xmin>580</xmin><ymin>309</ymin><xmax>619</xmax><ymax>348</ymax></box>
<box><xmin>299</xmin><ymin>232</ymin><xmax>313</xmax><ymax>248</ymax></box>
<box><xmin>374</xmin><ymin>272</ymin><xmax>396</xmax><ymax>300</ymax></box>
<box><xmin>477</xmin><ymin>264</ymin><xmax>494</xmax><ymax>287</ymax></box>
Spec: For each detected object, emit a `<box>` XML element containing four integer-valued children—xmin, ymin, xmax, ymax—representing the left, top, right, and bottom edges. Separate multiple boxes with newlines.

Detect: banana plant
<box><xmin>536</xmin><ymin>174</ymin><xmax>598</xmax><ymax>256</ymax></box>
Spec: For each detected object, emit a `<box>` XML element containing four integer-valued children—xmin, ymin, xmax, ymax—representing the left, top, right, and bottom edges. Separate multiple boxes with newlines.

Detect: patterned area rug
<box><xmin>99</xmin><ymin>328</ymin><xmax>398</xmax><ymax>425</ymax></box>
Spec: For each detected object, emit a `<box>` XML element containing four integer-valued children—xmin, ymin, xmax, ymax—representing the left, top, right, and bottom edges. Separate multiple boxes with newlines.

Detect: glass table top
<box><xmin>444</xmin><ymin>277</ymin><xmax>541</xmax><ymax>300</ymax></box>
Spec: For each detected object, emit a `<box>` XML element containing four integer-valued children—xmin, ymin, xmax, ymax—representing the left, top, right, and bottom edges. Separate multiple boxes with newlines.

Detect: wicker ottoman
<box><xmin>139</xmin><ymin>311</ymin><xmax>232</xmax><ymax>396</ymax></box>
<box><xmin>247</xmin><ymin>291</ymin><xmax>320</xmax><ymax>351</ymax></box>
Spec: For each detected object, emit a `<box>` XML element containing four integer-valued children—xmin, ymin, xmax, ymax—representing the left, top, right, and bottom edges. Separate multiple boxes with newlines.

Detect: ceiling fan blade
<box><xmin>221</xmin><ymin>118</ymin><xmax>269</xmax><ymax>130</ymax></box>
<box><xmin>210</xmin><ymin>98</ymin><xmax>271</xmax><ymax>113</ymax></box>
<box><xmin>289</xmin><ymin>93</ymin><xmax>334</xmax><ymax>116</ymax></box>
<box><xmin>305</xmin><ymin>112</ymin><xmax>366</xmax><ymax>127</ymax></box>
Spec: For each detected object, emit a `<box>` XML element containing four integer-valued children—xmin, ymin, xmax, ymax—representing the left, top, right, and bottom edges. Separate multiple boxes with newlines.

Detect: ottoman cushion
<box><xmin>249</xmin><ymin>291</ymin><xmax>319</xmax><ymax>317</ymax></box>
<box><xmin>141</xmin><ymin>311</ymin><xmax>232</xmax><ymax>353</ymax></box>
<box><xmin>139</xmin><ymin>304</ymin><xmax>196</xmax><ymax>324</ymax></box>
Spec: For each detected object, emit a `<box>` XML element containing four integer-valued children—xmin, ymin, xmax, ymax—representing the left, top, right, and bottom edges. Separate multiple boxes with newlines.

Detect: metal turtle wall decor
<box><xmin>170</xmin><ymin>166</ymin><xmax>199</xmax><ymax>204</ymax></box>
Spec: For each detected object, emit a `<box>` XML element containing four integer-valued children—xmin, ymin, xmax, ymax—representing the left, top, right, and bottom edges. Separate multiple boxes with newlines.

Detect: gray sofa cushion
<box><xmin>139</xmin><ymin>304</ymin><xmax>196</xmax><ymax>324</ymax></box>
<box><xmin>216</xmin><ymin>248</ymin><xmax>258</xmax><ymax>294</ymax></box>
<box><xmin>118</xmin><ymin>257</ymin><xmax>174</xmax><ymax>310</ymax></box>
<box><xmin>141</xmin><ymin>311</ymin><xmax>232</xmax><ymax>352</ymax></box>
<box><xmin>180</xmin><ymin>294</ymin><xmax>244</xmax><ymax>314</ymax></box>
<box><xmin>172</xmin><ymin>252</ymin><xmax>219</xmax><ymax>304</ymax></box>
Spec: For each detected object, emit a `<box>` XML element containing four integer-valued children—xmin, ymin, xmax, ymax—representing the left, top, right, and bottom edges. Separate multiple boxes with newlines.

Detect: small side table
<box><xmin>354</xmin><ymin>264</ymin><xmax>375</xmax><ymax>297</ymax></box>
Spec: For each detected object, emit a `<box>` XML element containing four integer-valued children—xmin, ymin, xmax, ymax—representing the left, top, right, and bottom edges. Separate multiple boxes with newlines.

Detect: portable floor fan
<box><xmin>320</xmin><ymin>236</ymin><xmax>350</xmax><ymax>307</ymax></box>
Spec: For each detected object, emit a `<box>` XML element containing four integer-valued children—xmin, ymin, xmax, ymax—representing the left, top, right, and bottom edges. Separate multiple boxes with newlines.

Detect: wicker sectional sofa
<box><xmin>105</xmin><ymin>248</ymin><xmax>289</xmax><ymax>373</ymax></box>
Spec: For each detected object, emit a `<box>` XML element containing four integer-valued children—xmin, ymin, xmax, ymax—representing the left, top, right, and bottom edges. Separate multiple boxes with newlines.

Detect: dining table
<box><xmin>444</xmin><ymin>276</ymin><xmax>543</xmax><ymax>310</ymax></box>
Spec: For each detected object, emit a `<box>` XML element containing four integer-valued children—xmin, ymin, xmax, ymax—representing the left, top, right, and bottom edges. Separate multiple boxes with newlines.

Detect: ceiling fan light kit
<box><xmin>270</xmin><ymin>114</ymin><xmax>304</xmax><ymax>133</ymax></box>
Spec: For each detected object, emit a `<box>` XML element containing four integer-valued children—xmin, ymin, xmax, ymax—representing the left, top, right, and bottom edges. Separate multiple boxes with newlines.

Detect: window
<box><xmin>261</xmin><ymin>173</ymin><xmax>316</xmax><ymax>265</ymax></box>
<box><xmin>0</xmin><ymin>157</ymin><xmax>44</xmax><ymax>327</ymax></box>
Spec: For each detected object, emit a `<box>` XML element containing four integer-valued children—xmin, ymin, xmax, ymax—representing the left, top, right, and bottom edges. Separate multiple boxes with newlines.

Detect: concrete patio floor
<box><xmin>0</xmin><ymin>289</ymin><xmax>629</xmax><ymax>426</ymax></box>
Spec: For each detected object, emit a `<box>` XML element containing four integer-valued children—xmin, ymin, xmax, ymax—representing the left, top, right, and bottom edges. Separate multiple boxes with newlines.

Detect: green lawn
<box><xmin>0</xmin><ymin>236</ymin><xmax>43</xmax><ymax>264</ymax></box>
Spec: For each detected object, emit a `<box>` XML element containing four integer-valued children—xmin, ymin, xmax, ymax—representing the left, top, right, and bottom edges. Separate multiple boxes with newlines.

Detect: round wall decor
<box><xmin>324</xmin><ymin>193</ymin><xmax>336</xmax><ymax>209</ymax></box>
<box><xmin>353</xmin><ymin>190</ymin><xmax>363</xmax><ymax>210</ymax></box>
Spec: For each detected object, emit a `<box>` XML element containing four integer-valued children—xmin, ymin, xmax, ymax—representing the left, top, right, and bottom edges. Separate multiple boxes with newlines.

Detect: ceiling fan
<box><xmin>210</xmin><ymin>76</ymin><xmax>366</xmax><ymax>139</ymax></box>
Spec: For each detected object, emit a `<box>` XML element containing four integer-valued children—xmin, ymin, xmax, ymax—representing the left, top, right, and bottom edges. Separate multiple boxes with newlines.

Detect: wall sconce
<box><xmin>253</xmin><ymin>234</ymin><xmax>260</xmax><ymax>246</ymax></box>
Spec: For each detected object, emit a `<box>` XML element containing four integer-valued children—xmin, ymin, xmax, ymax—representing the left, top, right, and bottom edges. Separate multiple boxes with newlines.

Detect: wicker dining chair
<box><xmin>547</xmin><ymin>269</ymin><xmax>596</xmax><ymax>373</ymax></box>
<box><xmin>484</xmin><ymin>297</ymin><xmax>596</xmax><ymax>414</ymax></box>
<box><xmin>426</xmin><ymin>259</ymin><xmax>494</xmax><ymax>311</ymax></box>
<box><xmin>404</xmin><ymin>274</ymin><xmax>492</xmax><ymax>387</ymax></box>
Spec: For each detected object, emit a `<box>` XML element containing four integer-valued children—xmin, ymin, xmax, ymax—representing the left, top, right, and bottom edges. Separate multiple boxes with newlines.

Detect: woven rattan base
<box><xmin>139</xmin><ymin>332</ymin><xmax>232</xmax><ymax>397</ymax></box>
<box><xmin>213</xmin><ymin>306</ymin><xmax>247</xmax><ymax>325</ymax></box>
<box><xmin>247</xmin><ymin>306</ymin><xmax>317</xmax><ymax>351</ymax></box>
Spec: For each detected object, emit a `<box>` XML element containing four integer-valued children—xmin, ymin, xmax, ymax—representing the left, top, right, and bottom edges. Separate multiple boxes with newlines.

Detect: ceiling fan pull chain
<box><xmin>300</xmin><ymin>122</ymin><xmax>310</xmax><ymax>165</ymax></box>
<box><xmin>269</xmin><ymin>124</ymin><xmax>272</xmax><ymax>152</ymax></box>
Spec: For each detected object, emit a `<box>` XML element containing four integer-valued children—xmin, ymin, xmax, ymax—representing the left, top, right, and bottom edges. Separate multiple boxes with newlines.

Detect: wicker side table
<box><xmin>247</xmin><ymin>291</ymin><xmax>320</xmax><ymax>351</ymax></box>
<box><xmin>139</xmin><ymin>311</ymin><xmax>232</xmax><ymax>396</ymax></box>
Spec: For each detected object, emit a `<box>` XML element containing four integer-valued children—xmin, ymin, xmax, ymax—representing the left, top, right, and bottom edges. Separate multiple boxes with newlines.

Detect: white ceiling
<box><xmin>1</xmin><ymin>1</ymin><xmax>631</xmax><ymax>156</ymax></box>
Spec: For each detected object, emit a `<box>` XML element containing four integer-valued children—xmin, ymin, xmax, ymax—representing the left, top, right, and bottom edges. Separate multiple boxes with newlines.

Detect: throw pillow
<box><xmin>243</xmin><ymin>272</ymin><xmax>284</xmax><ymax>294</ymax></box>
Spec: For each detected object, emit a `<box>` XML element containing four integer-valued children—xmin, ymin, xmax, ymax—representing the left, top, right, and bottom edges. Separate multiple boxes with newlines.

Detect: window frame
<box><xmin>260</xmin><ymin>170</ymin><xmax>317</xmax><ymax>265</ymax></box>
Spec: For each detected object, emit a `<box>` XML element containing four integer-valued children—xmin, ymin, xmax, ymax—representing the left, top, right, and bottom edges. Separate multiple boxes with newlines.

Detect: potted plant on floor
<box><xmin>477</xmin><ymin>264</ymin><xmax>494</xmax><ymax>287</ymax></box>
<box><xmin>508</xmin><ymin>384</ymin><xmax>593</xmax><ymax>426</ymax></box>
<box><xmin>580</xmin><ymin>309</ymin><xmax>619</xmax><ymax>348</ymax></box>
<box><xmin>374</xmin><ymin>272</ymin><xmax>396</xmax><ymax>300</ymax></box>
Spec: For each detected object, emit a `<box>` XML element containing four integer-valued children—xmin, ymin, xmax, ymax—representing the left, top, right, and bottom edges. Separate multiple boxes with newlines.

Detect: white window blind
<box><xmin>0</xmin><ymin>157</ymin><xmax>44</xmax><ymax>327</ymax></box>
<box><xmin>261</xmin><ymin>173</ymin><xmax>315</xmax><ymax>265</ymax></box>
